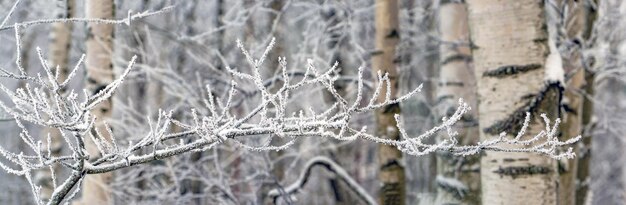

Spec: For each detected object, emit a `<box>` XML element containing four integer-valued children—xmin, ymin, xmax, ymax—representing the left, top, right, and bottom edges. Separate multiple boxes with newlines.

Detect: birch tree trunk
<box><xmin>559</xmin><ymin>70</ymin><xmax>583</xmax><ymax>205</ymax></box>
<box><xmin>76</xmin><ymin>0</ymin><xmax>115</xmax><ymax>204</ymax></box>
<box><xmin>401</xmin><ymin>1</ymin><xmax>439</xmax><ymax>198</ymax></box>
<box><xmin>373</xmin><ymin>0</ymin><xmax>405</xmax><ymax>204</ymax></box>
<box><xmin>576</xmin><ymin>1</ymin><xmax>598</xmax><ymax>204</ymax></box>
<box><xmin>466</xmin><ymin>0</ymin><xmax>562</xmax><ymax>204</ymax></box>
<box><xmin>555</xmin><ymin>0</ymin><xmax>594</xmax><ymax>203</ymax></box>
<box><xmin>39</xmin><ymin>0</ymin><xmax>75</xmax><ymax>201</ymax></box>
<box><xmin>435</xmin><ymin>1</ymin><xmax>479</xmax><ymax>204</ymax></box>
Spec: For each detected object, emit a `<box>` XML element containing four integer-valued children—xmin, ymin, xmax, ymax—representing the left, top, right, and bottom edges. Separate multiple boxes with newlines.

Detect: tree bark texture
<box><xmin>435</xmin><ymin>1</ymin><xmax>480</xmax><ymax>204</ymax></box>
<box><xmin>466</xmin><ymin>0</ymin><xmax>561</xmax><ymax>204</ymax></box>
<box><xmin>77</xmin><ymin>0</ymin><xmax>115</xmax><ymax>204</ymax></box>
<box><xmin>576</xmin><ymin>1</ymin><xmax>598</xmax><ymax>204</ymax></box>
<box><xmin>556</xmin><ymin>0</ymin><xmax>592</xmax><ymax>203</ymax></box>
<box><xmin>373</xmin><ymin>0</ymin><xmax>405</xmax><ymax>205</ymax></box>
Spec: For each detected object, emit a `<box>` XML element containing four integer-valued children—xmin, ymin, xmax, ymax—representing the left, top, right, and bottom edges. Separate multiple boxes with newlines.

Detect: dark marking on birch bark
<box><xmin>438</xmin><ymin>81</ymin><xmax>465</xmax><ymax>87</ymax></box>
<box><xmin>482</xmin><ymin>64</ymin><xmax>542</xmax><ymax>78</ymax></box>
<box><xmin>386</xmin><ymin>29</ymin><xmax>399</xmax><ymax>39</ymax></box>
<box><xmin>503</xmin><ymin>158</ymin><xmax>516</xmax><ymax>162</ymax></box>
<box><xmin>370</xmin><ymin>50</ymin><xmax>384</xmax><ymax>56</ymax></box>
<box><xmin>441</xmin><ymin>54</ymin><xmax>472</xmax><ymax>65</ymax></box>
<box><xmin>436</xmin><ymin>176</ymin><xmax>469</xmax><ymax>200</ymax></box>
<box><xmin>440</xmin><ymin>0</ymin><xmax>466</xmax><ymax>4</ymax></box>
<box><xmin>533</xmin><ymin>37</ymin><xmax>548</xmax><ymax>43</ymax></box>
<box><xmin>521</xmin><ymin>93</ymin><xmax>535</xmax><ymax>100</ymax></box>
<box><xmin>380</xmin><ymin>159</ymin><xmax>401</xmax><ymax>170</ymax></box>
<box><xmin>562</xmin><ymin>103</ymin><xmax>578</xmax><ymax>115</ymax></box>
<box><xmin>484</xmin><ymin>82</ymin><xmax>563</xmax><ymax>135</ymax></box>
<box><xmin>493</xmin><ymin>165</ymin><xmax>552</xmax><ymax>178</ymax></box>
<box><xmin>86</xmin><ymin>77</ymin><xmax>97</xmax><ymax>85</ymax></box>
<box><xmin>383</xmin><ymin>103</ymin><xmax>400</xmax><ymax>114</ymax></box>
<box><xmin>92</xmin><ymin>85</ymin><xmax>107</xmax><ymax>95</ymax></box>
<box><xmin>393</xmin><ymin>56</ymin><xmax>402</xmax><ymax>64</ymax></box>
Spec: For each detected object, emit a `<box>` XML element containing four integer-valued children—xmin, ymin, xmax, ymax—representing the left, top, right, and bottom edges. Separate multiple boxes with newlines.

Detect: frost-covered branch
<box><xmin>0</xmin><ymin>33</ymin><xmax>579</xmax><ymax>204</ymax></box>
<box><xmin>0</xmin><ymin>4</ymin><xmax>174</xmax><ymax>31</ymax></box>
<box><xmin>268</xmin><ymin>156</ymin><xmax>377</xmax><ymax>205</ymax></box>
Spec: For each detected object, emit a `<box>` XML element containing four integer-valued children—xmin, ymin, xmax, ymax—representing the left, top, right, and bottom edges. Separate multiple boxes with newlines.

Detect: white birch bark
<box><xmin>466</xmin><ymin>0</ymin><xmax>562</xmax><ymax>204</ymax></box>
<box><xmin>435</xmin><ymin>1</ymin><xmax>479</xmax><ymax>204</ymax></box>
<box><xmin>373</xmin><ymin>0</ymin><xmax>405</xmax><ymax>204</ymax></box>
<box><xmin>75</xmin><ymin>0</ymin><xmax>115</xmax><ymax>204</ymax></box>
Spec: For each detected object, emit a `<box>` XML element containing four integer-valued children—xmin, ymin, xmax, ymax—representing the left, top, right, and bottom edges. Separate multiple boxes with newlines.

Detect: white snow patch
<box><xmin>545</xmin><ymin>38</ymin><xmax>564</xmax><ymax>85</ymax></box>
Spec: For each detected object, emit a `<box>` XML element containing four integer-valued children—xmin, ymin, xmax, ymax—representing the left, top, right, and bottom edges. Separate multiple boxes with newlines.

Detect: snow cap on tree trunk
<box><xmin>545</xmin><ymin>38</ymin><xmax>564</xmax><ymax>85</ymax></box>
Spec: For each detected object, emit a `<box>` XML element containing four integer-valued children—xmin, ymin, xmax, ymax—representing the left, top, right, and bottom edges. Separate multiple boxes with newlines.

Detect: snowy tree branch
<box><xmin>0</xmin><ymin>31</ymin><xmax>580</xmax><ymax>204</ymax></box>
<box><xmin>0</xmin><ymin>4</ymin><xmax>174</xmax><ymax>32</ymax></box>
<box><xmin>268</xmin><ymin>156</ymin><xmax>377</xmax><ymax>205</ymax></box>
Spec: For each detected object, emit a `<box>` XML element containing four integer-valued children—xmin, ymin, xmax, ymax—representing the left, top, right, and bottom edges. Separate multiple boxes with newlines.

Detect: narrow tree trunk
<box><xmin>555</xmin><ymin>0</ymin><xmax>592</xmax><ymax>203</ymax></box>
<box><xmin>435</xmin><ymin>1</ymin><xmax>479</xmax><ymax>204</ymax></box>
<box><xmin>401</xmin><ymin>1</ymin><xmax>439</xmax><ymax>199</ymax></box>
<box><xmin>466</xmin><ymin>0</ymin><xmax>561</xmax><ymax>204</ymax></box>
<box><xmin>77</xmin><ymin>0</ymin><xmax>115</xmax><ymax>204</ymax></box>
<box><xmin>576</xmin><ymin>71</ymin><xmax>593</xmax><ymax>205</ymax></box>
<box><xmin>559</xmin><ymin>70</ymin><xmax>583</xmax><ymax>205</ymax></box>
<box><xmin>39</xmin><ymin>0</ymin><xmax>75</xmax><ymax>201</ymax></box>
<box><xmin>576</xmin><ymin>1</ymin><xmax>599</xmax><ymax>204</ymax></box>
<box><xmin>373</xmin><ymin>0</ymin><xmax>405</xmax><ymax>204</ymax></box>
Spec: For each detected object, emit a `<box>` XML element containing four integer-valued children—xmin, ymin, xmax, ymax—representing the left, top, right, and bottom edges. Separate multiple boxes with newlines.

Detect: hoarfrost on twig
<box><xmin>0</xmin><ymin>15</ymin><xmax>579</xmax><ymax>205</ymax></box>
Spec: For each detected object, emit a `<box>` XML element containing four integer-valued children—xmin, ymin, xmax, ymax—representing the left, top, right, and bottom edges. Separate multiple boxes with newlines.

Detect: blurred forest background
<box><xmin>0</xmin><ymin>0</ymin><xmax>624</xmax><ymax>204</ymax></box>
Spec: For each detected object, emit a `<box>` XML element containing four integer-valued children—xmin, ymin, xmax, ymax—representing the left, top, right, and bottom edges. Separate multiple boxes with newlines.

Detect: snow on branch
<box><xmin>0</xmin><ymin>33</ymin><xmax>579</xmax><ymax>204</ymax></box>
<box><xmin>390</xmin><ymin>100</ymin><xmax>580</xmax><ymax>159</ymax></box>
<box><xmin>268</xmin><ymin>156</ymin><xmax>377</xmax><ymax>205</ymax></box>
<box><xmin>0</xmin><ymin>3</ymin><xmax>174</xmax><ymax>32</ymax></box>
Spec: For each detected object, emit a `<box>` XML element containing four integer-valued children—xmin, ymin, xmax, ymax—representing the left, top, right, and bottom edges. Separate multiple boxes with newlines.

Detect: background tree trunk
<box><xmin>39</xmin><ymin>0</ymin><xmax>75</xmax><ymax>201</ymax></box>
<box><xmin>467</xmin><ymin>0</ymin><xmax>561</xmax><ymax>204</ymax></box>
<box><xmin>373</xmin><ymin>0</ymin><xmax>405</xmax><ymax>204</ymax></box>
<box><xmin>576</xmin><ymin>1</ymin><xmax>598</xmax><ymax>204</ymax></box>
<box><xmin>77</xmin><ymin>0</ymin><xmax>115</xmax><ymax>204</ymax></box>
<box><xmin>559</xmin><ymin>69</ymin><xmax>583</xmax><ymax>205</ymax></box>
<box><xmin>434</xmin><ymin>0</ymin><xmax>479</xmax><ymax>204</ymax></box>
<box><xmin>400</xmin><ymin>1</ymin><xmax>439</xmax><ymax>201</ymax></box>
<box><xmin>553</xmin><ymin>0</ymin><xmax>596</xmax><ymax>203</ymax></box>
